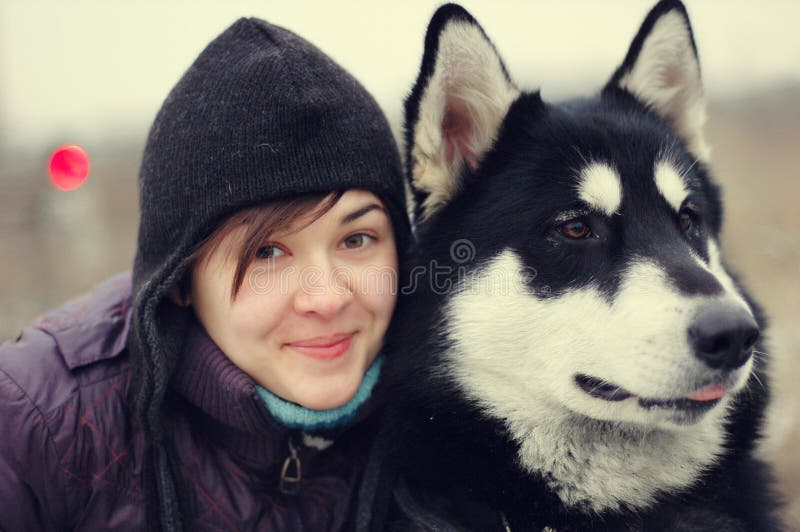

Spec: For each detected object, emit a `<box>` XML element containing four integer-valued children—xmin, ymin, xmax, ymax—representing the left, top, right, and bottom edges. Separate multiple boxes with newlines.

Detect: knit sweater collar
<box><xmin>170</xmin><ymin>315</ymin><xmax>383</xmax><ymax>455</ymax></box>
<box><xmin>170</xmin><ymin>315</ymin><xmax>278</xmax><ymax>437</ymax></box>
<box><xmin>256</xmin><ymin>357</ymin><xmax>382</xmax><ymax>431</ymax></box>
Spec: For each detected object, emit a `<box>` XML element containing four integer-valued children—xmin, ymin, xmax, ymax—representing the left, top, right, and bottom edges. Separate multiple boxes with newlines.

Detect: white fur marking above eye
<box><xmin>654</xmin><ymin>161</ymin><xmax>688</xmax><ymax>212</ymax></box>
<box><xmin>618</xmin><ymin>10</ymin><xmax>710</xmax><ymax>162</ymax></box>
<box><xmin>577</xmin><ymin>162</ymin><xmax>622</xmax><ymax>215</ymax></box>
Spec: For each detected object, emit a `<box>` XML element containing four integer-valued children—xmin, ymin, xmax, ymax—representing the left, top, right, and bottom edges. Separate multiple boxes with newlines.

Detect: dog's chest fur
<box><xmin>506</xmin><ymin>408</ymin><xmax>727</xmax><ymax>511</ymax></box>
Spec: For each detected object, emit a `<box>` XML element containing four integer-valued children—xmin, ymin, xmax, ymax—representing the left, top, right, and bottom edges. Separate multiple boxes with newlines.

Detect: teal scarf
<box><xmin>256</xmin><ymin>356</ymin><xmax>382</xmax><ymax>431</ymax></box>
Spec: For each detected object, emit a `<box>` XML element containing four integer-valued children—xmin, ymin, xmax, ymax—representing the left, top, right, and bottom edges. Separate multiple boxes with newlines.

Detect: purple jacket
<box><xmin>0</xmin><ymin>273</ymin><xmax>375</xmax><ymax>531</ymax></box>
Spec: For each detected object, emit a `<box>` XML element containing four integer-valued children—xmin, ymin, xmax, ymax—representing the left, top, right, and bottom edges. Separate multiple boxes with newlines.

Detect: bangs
<box><xmin>178</xmin><ymin>191</ymin><xmax>345</xmax><ymax>301</ymax></box>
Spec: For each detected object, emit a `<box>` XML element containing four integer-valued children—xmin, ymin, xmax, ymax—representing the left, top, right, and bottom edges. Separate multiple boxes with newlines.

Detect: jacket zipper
<box><xmin>279</xmin><ymin>433</ymin><xmax>302</xmax><ymax>495</ymax></box>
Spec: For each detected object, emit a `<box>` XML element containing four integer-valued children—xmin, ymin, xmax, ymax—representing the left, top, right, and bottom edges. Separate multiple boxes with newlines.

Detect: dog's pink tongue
<box><xmin>688</xmin><ymin>385</ymin><xmax>726</xmax><ymax>401</ymax></box>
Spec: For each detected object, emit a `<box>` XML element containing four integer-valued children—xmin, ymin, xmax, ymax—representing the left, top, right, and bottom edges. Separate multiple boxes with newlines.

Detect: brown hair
<box><xmin>176</xmin><ymin>191</ymin><xmax>345</xmax><ymax>302</ymax></box>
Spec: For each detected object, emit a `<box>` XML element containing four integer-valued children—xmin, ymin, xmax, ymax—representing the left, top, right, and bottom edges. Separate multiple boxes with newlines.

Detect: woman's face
<box><xmin>191</xmin><ymin>190</ymin><xmax>398</xmax><ymax>410</ymax></box>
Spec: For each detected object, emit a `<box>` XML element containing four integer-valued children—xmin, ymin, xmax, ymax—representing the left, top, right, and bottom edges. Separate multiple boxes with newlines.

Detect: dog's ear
<box><xmin>404</xmin><ymin>4</ymin><xmax>519</xmax><ymax>221</ymax></box>
<box><xmin>606</xmin><ymin>0</ymin><xmax>710</xmax><ymax>162</ymax></box>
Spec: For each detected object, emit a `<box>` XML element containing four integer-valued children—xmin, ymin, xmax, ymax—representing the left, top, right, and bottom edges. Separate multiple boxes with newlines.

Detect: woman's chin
<box><xmin>293</xmin><ymin>378</ymin><xmax>362</xmax><ymax>411</ymax></box>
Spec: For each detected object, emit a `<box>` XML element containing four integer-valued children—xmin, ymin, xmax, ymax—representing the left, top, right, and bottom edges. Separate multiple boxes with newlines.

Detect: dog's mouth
<box><xmin>574</xmin><ymin>374</ymin><xmax>725</xmax><ymax>413</ymax></box>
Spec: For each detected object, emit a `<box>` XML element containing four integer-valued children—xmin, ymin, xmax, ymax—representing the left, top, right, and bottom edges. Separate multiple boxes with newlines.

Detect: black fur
<box><xmin>376</xmin><ymin>2</ymin><xmax>783</xmax><ymax>531</ymax></box>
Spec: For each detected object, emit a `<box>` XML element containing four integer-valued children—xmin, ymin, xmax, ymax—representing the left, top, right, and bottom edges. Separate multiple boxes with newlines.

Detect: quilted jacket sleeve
<box><xmin>0</xmin><ymin>329</ymin><xmax>71</xmax><ymax>531</ymax></box>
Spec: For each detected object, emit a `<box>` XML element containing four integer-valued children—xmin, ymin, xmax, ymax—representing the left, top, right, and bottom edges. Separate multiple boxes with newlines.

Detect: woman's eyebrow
<box><xmin>339</xmin><ymin>203</ymin><xmax>386</xmax><ymax>225</ymax></box>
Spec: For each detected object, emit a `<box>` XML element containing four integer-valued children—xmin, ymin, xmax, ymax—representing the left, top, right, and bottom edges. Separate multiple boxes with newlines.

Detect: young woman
<box><xmin>0</xmin><ymin>17</ymin><xmax>410</xmax><ymax>531</ymax></box>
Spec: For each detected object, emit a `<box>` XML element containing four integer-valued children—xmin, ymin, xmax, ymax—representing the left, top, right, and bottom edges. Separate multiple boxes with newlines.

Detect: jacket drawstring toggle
<box><xmin>279</xmin><ymin>436</ymin><xmax>302</xmax><ymax>495</ymax></box>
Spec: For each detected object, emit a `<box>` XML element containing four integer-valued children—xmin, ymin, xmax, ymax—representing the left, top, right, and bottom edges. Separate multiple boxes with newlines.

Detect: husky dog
<box><xmin>375</xmin><ymin>1</ymin><xmax>781</xmax><ymax>530</ymax></box>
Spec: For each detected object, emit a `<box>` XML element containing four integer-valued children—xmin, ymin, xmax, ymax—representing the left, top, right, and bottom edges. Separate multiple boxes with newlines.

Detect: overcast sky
<box><xmin>1</xmin><ymin>0</ymin><xmax>799</xmax><ymax>152</ymax></box>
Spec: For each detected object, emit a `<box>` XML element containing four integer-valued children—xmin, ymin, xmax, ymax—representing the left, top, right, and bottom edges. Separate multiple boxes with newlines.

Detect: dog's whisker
<box><xmin>678</xmin><ymin>158</ymin><xmax>699</xmax><ymax>181</ymax></box>
<box><xmin>750</xmin><ymin>372</ymin><xmax>766</xmax><ymax>390</ymax></box>
<box><xmin>572</xmin><ymin>145</ymin><xmax>591</xmax><ymax>167</ymax></box>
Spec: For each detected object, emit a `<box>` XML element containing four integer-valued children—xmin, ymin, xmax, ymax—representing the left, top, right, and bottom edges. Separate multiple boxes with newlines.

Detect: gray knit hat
<box><xmin>127</xmin><ymin>17</ymin><xmax>410</xmax><ymax>531</ymax></box>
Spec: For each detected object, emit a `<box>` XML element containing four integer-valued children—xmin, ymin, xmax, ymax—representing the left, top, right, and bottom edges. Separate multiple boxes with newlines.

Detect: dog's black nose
<box><xmin>689</xmin><ymin>305</ymin><xmax>759</xmax><ymax>370</ymax></box>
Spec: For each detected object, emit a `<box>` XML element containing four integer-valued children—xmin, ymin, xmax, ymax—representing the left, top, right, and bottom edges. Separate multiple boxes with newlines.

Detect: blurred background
<box><xmin>1</xmin><ymin>0</ymin><xmax>798</xmax><ymax>526</ymax></box>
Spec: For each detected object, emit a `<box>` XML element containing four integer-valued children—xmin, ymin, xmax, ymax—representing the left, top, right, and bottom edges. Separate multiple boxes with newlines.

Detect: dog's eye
<box><xmin>559</xmin><ymin>220</ymin><xmax>592</xmax><ymax>239</ymax></box>
<box><xmin>678</xmin><ymin>202</ymin><xmax>700</xmax><ymax>233</ymax></box>
<box><xmin>679</xmin><ymin>212</ymin><xmax>692</xmax><ymax>232</ymax></box>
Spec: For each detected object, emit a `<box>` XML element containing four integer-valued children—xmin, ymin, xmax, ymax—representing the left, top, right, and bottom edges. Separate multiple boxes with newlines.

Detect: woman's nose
<box><xmin>292</xmin><ymin>264</ymin><xmax>355</xmax><ymax>318</ymax></box>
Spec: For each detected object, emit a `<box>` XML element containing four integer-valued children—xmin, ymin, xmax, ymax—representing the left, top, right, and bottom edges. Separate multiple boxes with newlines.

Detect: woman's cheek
<box><xmin>229</xmin><ymin>288</ymin><xmax>287</xmax><ymax>337</ymax></box>
<box><xmin>354</xmin><ymin>262</ymin><xmax>398</xmax><ymax>316</ymax></box>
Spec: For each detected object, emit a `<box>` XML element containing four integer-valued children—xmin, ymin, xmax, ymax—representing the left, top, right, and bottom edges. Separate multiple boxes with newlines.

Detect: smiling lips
<box><xmin>288</xmin><ymin>334</ymin><xmax>353</xmax><ymax>360</ymax></box>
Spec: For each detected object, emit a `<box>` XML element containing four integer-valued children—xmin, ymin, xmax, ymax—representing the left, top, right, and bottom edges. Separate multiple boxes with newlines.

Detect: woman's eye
<box><xmin>340</xmin><ymin>233</ymin><xmax>374</xmax><ymax>249</ymax></box>
<box><xmin>558</xmin><ymin>220</ymin><xmax>592</xmax><ymax>239</ymax></box>
<box><xmin>255</xmin><ymin>244</ymin><xmax>285</xmax><ymax>259</ymax></box>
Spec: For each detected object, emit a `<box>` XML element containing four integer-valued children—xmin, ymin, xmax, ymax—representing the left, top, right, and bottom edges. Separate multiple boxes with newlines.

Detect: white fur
<box><xmin>698</xmin><ymin>239</ymin><xmax>754</xmax><ymax>315</ymax></box>
<box><xmin>618</xmin><ymin>10</ymin><xmax>711</xmax><ymax>162</ymax></box>
<box><xmin>302</xmin><ymin>433</ymin><xmax>333</xmax><ymax>450</ymax></box>
<box><xmin>577</xmin><ymin>162</ymin><xmax>623</xmax><ymax>216</ymax></box>
<box><xmin>412</xmin><ymin>21</ymin><xmax>520</xmax><ymax>220</ymax></box>
<box><xmin>442</xmin><ymin>250</ymin><xmax>754</xmax><ymax>511</ymax></box>
<box><xmin>654</xmin><ymin>160</ymin><xmax>689</xmax><ymax>212</ymax></box>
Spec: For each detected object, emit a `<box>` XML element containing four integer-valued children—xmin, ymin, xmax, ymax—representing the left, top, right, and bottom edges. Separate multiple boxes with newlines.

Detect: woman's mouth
<box><xmin>287</xmin><ymin>334</ymin><xmax>353</xmax><ymax>360</ymax></box>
